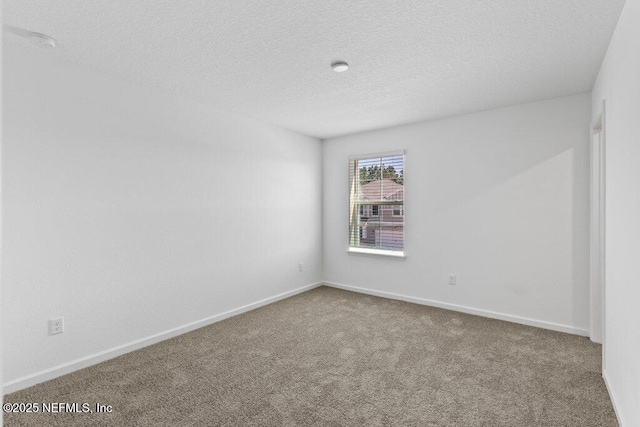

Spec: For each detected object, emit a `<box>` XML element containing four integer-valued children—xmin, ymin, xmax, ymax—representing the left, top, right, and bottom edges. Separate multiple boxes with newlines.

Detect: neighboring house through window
<box><xmin>348</xmin><ymin>152</ymin><xmax>404</xmax><ymax>255</ymax></box>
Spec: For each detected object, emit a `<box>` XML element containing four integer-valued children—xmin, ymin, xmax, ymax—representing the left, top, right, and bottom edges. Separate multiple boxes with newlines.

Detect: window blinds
<box><xmin>349</xmin><ymin>153</ymin><xmax>404</xmax><ymax>251</ymax></box>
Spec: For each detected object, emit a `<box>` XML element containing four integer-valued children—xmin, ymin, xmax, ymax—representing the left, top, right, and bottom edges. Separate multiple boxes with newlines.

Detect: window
<box><xmin>349</xmin><ymin>152</ymin><xmax>404</xmax><ymax>255</ymax></box>
<box><xmin>359</xmin><ymin>205</ymin><xmax>377</xmax><ymax>217</ymax></box>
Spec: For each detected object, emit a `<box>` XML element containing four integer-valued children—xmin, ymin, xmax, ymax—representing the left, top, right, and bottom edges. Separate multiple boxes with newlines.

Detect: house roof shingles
<box><xmin>360</xmin><ymin>179</ymin><xmax>404</xmax><ymax>202</ymax></box>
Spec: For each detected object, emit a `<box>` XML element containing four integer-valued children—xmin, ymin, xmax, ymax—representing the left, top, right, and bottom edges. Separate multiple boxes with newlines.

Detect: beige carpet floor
<box><xmin>4</xmin><ymin>286</ymin><xmax>616</xmax><ymax>426</ymax></box>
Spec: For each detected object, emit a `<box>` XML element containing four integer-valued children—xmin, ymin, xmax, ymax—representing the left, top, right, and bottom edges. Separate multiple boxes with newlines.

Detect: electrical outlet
<box><xmin>448</xmin><ymin>274</ymin><xmax>456</xmax><ymax>286</ymax></box>
<box><xmin>49</xmin><ymin>317</ymin><xmax>64</xmax><ymax>335</ymax></box>
<box><xmin>298</xmin><ymin>263</ymin><xmax>304</xmax><ymax>272</ymax></box>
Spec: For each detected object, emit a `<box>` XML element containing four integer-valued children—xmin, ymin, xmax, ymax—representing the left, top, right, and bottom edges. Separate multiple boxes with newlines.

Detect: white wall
<box><xmin>2</xmin><ymin>42</ymin><xmax>322</xmax><ymax>388</ymax></box>
<box><xmin>591</xmin><ymin>0</ymin><xmax>640</xmax><ymax>424</ymax></box>
<box><xmin>323</xmin><ymin>94</ymin><xmax>591</xmax><ymax>334</ymax></box>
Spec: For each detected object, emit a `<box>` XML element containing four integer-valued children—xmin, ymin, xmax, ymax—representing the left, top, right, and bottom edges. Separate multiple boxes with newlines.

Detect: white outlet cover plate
<box><xmin>49</xmin><ymin>317</ymin><xmax>64</xmax><ymax>335</ymax></box>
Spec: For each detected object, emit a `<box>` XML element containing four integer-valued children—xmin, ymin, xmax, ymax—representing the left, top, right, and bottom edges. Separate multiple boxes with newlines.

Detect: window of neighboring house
<box><xmin>359</xmin><ymin>205</ymin><xmax>374</xmax><ymax>217</ymax></box>
<box><xmin>348</xmin><ymin>152</ymin><xmax>405</xmax><ymax>256</ymax></box>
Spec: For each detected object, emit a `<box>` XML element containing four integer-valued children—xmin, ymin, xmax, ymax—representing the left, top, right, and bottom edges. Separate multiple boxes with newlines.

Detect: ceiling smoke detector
<box><xmin>331</xmin><ymin>61</ymin><xmax>349</xmax><ymax>72</ymax></box>
<box><xmin>28</xmin><ymin>32</ymin><xmax>56</xmax><ymax>49</ymax></box>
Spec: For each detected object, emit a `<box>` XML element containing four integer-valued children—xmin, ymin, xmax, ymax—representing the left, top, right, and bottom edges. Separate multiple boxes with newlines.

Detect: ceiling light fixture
<box><xmin>331</xmin><ymin>61</ymin><xmax>349</xmax><ymax>72</ymax></box>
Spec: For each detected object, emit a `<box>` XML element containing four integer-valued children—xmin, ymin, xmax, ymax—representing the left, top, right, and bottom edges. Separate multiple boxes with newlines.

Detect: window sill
<box><xmin>347</xmin><ymin>247</ymin><xmax>406</xmax><ymax>259</ymax></box>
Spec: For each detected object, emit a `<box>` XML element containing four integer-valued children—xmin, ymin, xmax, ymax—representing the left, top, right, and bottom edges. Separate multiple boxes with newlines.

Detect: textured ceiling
<box><xmin>3</xmin><ymin>1</ymin><xmax>625</xmax><ymax>138</ymax></box>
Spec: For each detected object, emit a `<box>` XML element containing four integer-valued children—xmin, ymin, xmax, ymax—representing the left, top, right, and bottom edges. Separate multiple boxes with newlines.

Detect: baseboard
<box><xmin>3</xmin><ymin>281</ymin><xmax>323</xmax><ymax>395</ymax></box>
<box><xmin>603</xmin><ymin>369</ymin><xmax>624</xmax><ymax>427</ymax></box>
<box><xmin>324</xmin><ymin>281</ymin><xmax>590</xmax><ymax>337</ymax></box>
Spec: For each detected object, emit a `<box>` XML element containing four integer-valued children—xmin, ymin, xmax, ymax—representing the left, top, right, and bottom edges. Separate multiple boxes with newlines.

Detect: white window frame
<box><xmin>347</xmin><ymin>151</ymin><xmax>406</xmax><ymax>259</ymax></box>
